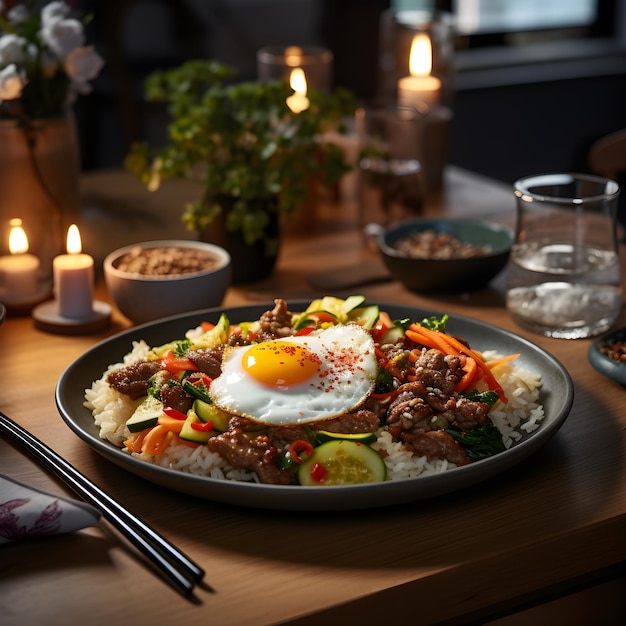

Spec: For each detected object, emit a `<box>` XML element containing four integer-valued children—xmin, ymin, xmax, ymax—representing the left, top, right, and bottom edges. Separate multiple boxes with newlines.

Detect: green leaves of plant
<box><xmin>126</xmin><ymin>59</ymin><xmax>357</xmax><ymax>244</ymax></box>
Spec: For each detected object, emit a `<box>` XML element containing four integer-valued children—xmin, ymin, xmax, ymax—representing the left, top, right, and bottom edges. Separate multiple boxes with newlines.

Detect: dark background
<box><xmin>74</xmin><ymin>0</ymin><xmax>626</xmax><ymax>186</ymax></box>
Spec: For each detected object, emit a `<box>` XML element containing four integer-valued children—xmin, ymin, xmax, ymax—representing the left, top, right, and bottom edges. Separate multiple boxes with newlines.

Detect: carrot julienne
<box><xmin>486</xmin><ymin>353</ymin><xmax>521</xmax><ymax>370</ymax></box>
<box><xmin>141</xmin><ymin>424</ymin><xmax>172</xmax><ymax>456</ymax></box>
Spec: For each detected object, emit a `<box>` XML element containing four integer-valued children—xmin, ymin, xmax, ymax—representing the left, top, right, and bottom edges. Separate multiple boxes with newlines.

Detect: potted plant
<box><xmin>125</xmin><ymin>59</ymin><xmax>356</xmax><ymax>283</ymax></box>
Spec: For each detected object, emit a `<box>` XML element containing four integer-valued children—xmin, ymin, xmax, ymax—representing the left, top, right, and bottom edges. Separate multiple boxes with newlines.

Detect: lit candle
<box><xmin>286</xmin><ymin>67</ymin><xmax>310</xmax><ymax>114</ymax></box>
<box><xmin>0</xmin><ymin>218</ymin><xmax>40</xmax><ymax>303</ymax></box>
<box><xmin>53</xmin><ymin>224</ymin><xmax>94</xmax><ymax>318</ymax></box>
<box><xmin>397</xmin><ymin>33</ymin><xmax>441</xmax><ymax>109</ymax></box>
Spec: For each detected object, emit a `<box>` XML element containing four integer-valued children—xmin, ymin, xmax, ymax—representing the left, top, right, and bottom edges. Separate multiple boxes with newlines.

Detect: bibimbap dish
<box><xmin>84</xmin><ymin>296</ymin><xmax>547</xmax><ymax>487</ymax></box>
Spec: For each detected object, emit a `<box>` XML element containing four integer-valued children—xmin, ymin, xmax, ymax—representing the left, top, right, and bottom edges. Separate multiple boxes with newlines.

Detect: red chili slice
<box><xmin>163</xmin><ymin>406</ymin><xmax>188</xmax><ymax>420</ymax></box>
<box><xmin>309</xmin><ymin>462</ymin><xmax>328</xmax><ymax>483</ymax></box>
<box><xmin>287</xmin><ymin>440</ymin><xmax>314</xmax><ymax>464</ymax></box>
<box><xmin>295</xmin><ymin>326</ymin><xmax>316</xmax><ymax>336</ymax></box>
<box><xmin>190</xmin><ymin>420</ymin><xmax>214</xmax><ymax>432</ymax></box>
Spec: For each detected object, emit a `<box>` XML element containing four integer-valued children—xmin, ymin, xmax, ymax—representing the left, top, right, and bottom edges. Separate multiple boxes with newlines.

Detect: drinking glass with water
<box><xmin>506</xmin><ymin>173</ymin><xmax>622</xmax><ymax>339</ymax></box>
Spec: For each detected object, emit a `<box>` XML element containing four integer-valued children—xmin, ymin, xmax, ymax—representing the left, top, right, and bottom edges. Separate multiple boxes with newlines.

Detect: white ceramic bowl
<box><xmin>103</xmin><ymin>240</ymin><xmax>231</xmax><ymax>324</ymax></box>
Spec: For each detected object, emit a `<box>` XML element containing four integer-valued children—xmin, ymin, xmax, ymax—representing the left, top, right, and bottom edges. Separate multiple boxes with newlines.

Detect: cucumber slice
<box><xmin>347</xmin><ymin>305</ymin><xmax>380</xmax><ymax>329</ymax></box>
<box><xmin>126</xmin><ymin>396</ymin><xmax>163</xmax><ymax>433</ymax></box>
<box><xmin>293</xmin><ymin>296</ymin><xmax>366</xmax><ymax>329</ymax></box>
<box><xmin>315</xmin><ymin>430</ymin><xmax>377</xmax><ymax>445</ymax></box>
<box><xmin>179</xmin><ymin>411</ymin><xmax>215</xmax><ymax>444</ymax></box>
<box><xmin>342</xmin><ymin>295</ymin><xmax>366</xmax><ymax>314</ymax></box>
<box><xmin>380</xmin><ymin>325</ymin><xmax>405</xmax><ymax>344</ymax></box>
<box><xmin>298</xmin><ymin>440</ymin><xmax>386</xmax><ymax>485</ymax></box>
<box><xmin>193</xmin><ymin>399</ymin><xmax>230</xmax><ymax>432</ymax></box>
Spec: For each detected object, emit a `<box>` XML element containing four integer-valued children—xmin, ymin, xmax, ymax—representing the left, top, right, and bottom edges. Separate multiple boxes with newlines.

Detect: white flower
<box><xmin>64</xmin><ymin>46</ymin><xmax>104</xmax><ymax>93</ymax></box>
<box><xmin>0</xmin><ymin>1</ymin><xmax>102</xmax><ymax>118</ymax></box>
<box><xmin>41</xmin><ymin>1</ymin><xmax>72</xmax><ymax>23</ymax></box>
<box><xmin>0</xmin><ymin>34</ymin><xmax>37</xmax><ymax>66</ymax></box>
<box><xmin>0</xmin><ymin>63</ymin><xmax>27</xmax><ymax>100</ymax></box>
<box><xmin>40</xmin><ymin>16</ymin><xmax>85</xmax><ymax>59</ymax></box>
<box><xmin>7</xmin><ymin>4</ymin><xmax>30</xmax><ymax>26</ymax></box>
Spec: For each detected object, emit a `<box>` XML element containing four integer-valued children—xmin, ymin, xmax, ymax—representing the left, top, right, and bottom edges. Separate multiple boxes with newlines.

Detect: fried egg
<box><xmin>208</xmin><ymin>324</ymin><xmax>377</xmax><ymax>425</ymax></box>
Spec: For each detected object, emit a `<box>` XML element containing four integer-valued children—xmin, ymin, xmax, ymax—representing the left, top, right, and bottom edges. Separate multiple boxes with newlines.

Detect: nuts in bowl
<box><xmin>378</xmin><ymin>218</ymin><xmax>513</xmax><ymax>293</ymax></box>
<box><xmin>104</xmin><ymin>240</ymin><xmax>231</xmax><ymax>324</ymax></box>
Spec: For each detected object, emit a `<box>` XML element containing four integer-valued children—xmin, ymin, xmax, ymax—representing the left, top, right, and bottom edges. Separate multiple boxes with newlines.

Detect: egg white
<box><xmin>208</xmin><ymin>324</ymin><xmax>377</xmax><ymax>425</ymax></box>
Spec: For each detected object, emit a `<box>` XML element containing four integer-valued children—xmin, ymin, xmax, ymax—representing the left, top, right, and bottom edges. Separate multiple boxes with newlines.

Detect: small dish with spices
<box><xmin>588</xmin><ymin>326</ymin><xmax>626</xmax><ymax>386</ymax></box>
<box><xmin>377</xmin><ymin>218</ymin><xmax>513</xmax><ymax>293</ymax></box>
<box><xmin>104</xmin><ymin>240</ymin><xmax>231</xmax><ymax>324</ymax></box>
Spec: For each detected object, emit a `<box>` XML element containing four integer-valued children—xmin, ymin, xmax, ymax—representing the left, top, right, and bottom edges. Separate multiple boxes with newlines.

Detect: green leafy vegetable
<box><xmin>375</xmin><ymin>368</ymin><xmax>395</xmax><ymax>394</ymax></box>
<box><xmin>446</xmin><ymin>420</ymin><xmax>506</xmax><ymax>462</ymax></box>
<box><xmin>393</xmin><ymin>317</ymin><xmax>412</xmax><ymax>331</ymax></box>
<box><xmin>173</xmin><ymin>339</ymin><xmax>192</xmax><ymax>357</ymax></box>
<box><xmin>463</xmin><ymin>389</ymin><xmax>500</xmax><ymax>407</ymax></box>
<box><xmin>420</xmin><ymin>314</ymin><xmax>449</xmax><ymax>331</ymax></box>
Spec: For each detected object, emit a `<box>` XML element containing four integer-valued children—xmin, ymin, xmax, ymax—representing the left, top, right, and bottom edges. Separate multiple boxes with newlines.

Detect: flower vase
<box><xmin>200</xmin><ymin>195</ymin><xmax>280</xmax><ymax>284</ymax></box>
<box><xmin>0</xmin><ymin>115</ymin><xmax>81</xmax><ymax>288</ymax></box>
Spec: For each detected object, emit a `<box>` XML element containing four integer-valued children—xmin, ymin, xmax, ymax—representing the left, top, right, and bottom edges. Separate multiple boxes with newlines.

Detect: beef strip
<box><xmin>207</xmin><ymin>428</ymin><xmax>294</xmax><ymax>485</ymax></box>
<box><xmin>313</xmin><ymin>410</ymin><xmax>380</xmax><ymax>434</ymax></box>
<box><xmin>187</xmin><ymin>347</ymin><xmax>223</xmax><ymax>378</ymax></box>
<box><xmin>107</xmin><ymin>361</ymin><xmax>162</xmax><ymax>400</ymax></box>
<box><xmin>159</xmin><ymin>383</ymin><xmax>194</xmax><ymax>414</ymax></box>
<box><xmin>402</xmin><ymin>430</ymin><xmax>470</xmax><ymax>466</ymax></box>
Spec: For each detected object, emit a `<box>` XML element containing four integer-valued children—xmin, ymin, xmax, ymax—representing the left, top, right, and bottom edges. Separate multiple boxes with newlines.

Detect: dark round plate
<box><xmin>56</xmin><ymin>302</ymin><xmax>574</xmax><ymax>511</ymax></box>
<box><xmin>588</xmin><ymin>327</ymin><xmax>626</xmax><ymax>386</ymax></box>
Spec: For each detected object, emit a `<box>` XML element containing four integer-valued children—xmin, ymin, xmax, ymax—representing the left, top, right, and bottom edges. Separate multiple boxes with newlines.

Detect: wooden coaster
<box><xmin>32</xmin><ymin>300</ymin><xmax>112</xmax><ymax>335</ymax></box>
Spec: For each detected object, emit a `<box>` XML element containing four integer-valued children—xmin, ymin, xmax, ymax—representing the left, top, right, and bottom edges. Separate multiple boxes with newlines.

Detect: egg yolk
<box><xmin>242</xmin><ymin>340</ymin><xmax>322</xmax><ymax>388</ymax></box>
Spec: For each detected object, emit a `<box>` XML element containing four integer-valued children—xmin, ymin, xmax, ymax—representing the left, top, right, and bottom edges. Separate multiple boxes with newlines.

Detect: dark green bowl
<box><xmin>378</xmin><ymin>218</ymin><xmax>514</xmax><ymax>293</ymax></box>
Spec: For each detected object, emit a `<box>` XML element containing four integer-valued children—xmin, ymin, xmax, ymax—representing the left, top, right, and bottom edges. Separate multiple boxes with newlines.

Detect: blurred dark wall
<box><xmin>449</xmin><ymin>72</ymin><xmax>626</xmax><ymax>184</ymax></box>
<box><xmin>75</xmin><ymin>0</ymin><xmax>626</xmax><ymax>186</ymax></box>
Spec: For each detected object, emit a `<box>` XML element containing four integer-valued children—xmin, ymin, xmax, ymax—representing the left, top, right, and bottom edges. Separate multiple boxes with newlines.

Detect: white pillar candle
<box><xmin>397</xmin><ymin>33</ymin><xmax>441</xmax><ymax>109</ymax></box>
<box><xmin>53</xmin><ymin>224</ymin><xmax>94</xmax><ymax>318</ymax></box>
<box><xmin>0</xmin><ymin>220</ymin><xmax>40</xmax><ymax>303</ymax></box>
<box><xmin>398</xmin><ymin>74</ymin><xmax>441</xmax><ymax>109</ymax></box>
<box><xmin>0</xmin><ymin>253</ymin><xmax>40</xmax><ymax>302</ymax></box>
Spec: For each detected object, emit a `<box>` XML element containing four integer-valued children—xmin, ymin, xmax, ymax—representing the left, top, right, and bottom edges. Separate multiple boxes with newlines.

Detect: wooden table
<box><xmin>1</xmin><ymin>167</ymin><xmax>625</xmax><ymax>625</ymax></box>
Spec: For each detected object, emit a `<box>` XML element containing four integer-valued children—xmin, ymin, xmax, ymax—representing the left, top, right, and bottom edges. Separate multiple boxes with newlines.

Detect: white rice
<box><xmin>84</xmin><ymin>342</ymin><xmax>543</xmax><ymax>484</ymax></box>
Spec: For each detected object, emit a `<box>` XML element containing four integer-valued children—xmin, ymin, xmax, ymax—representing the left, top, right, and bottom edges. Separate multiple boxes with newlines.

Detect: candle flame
<box><xmin>289</xmin><ymin>67</ymin><xmax>308</xmax><ymax>94</ymax></box>
<box><xmin>286</xmin><ymin>67</ymin><xmax>310</xmax><ymax>113</ymax></box>
<box><xmin>66</xmin><ymin>224</ymin><xmax>82</xmax><ymax>254</ymax></box>
<box><xmin>409</xmin><ymin>34</ymin><xmax>432</xmax><ymax>77</ymax></box>
<box><xmin>8</xmin><ymin>219</ymin><xmax>29</xmax><ymax>255</ymax></box>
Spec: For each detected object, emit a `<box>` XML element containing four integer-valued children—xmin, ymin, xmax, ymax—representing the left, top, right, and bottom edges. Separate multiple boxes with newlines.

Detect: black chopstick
<box><xmin>0</xmin><ymin>411</ymin><xmax>205</xmax><ymax>597</ymax></box>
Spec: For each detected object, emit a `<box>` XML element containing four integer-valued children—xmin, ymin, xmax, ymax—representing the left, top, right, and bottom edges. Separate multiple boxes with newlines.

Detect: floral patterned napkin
<box><xmin>0</xmin><ymin>473</ymin><xmax>100</xmax><ymax>544</ymax></box>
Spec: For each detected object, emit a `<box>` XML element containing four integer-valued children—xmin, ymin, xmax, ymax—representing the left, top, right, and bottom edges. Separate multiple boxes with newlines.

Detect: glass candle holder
<box><xmin>378</xmin><ymin>9</ymin><xmax>456</xmax><ymax>109</ymax></box>
<box><xmin>377</xmin><ymin>9</ymin><xmax>456</xmax><ymax>192</ymax></box>
<box><xmin>257</xmin><ymin>45</ymin><xmax>334</xmax><ymax>93</ymax></box>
